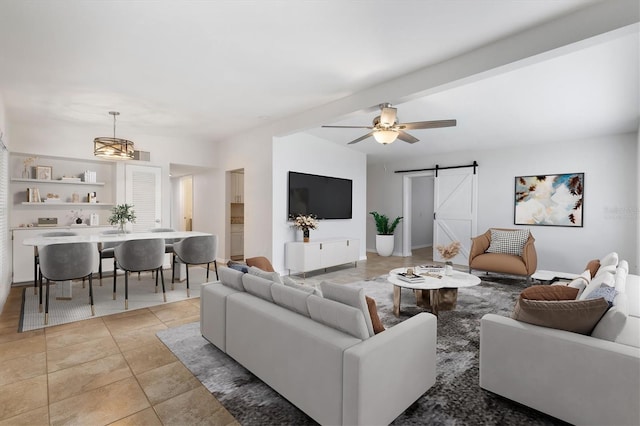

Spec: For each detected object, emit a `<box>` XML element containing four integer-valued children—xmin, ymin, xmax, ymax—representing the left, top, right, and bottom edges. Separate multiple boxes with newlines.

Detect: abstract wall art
<box><xmin>514</xmin><ymin>172</ymin><xmax>584</xmax><ymax>227</ymax></box>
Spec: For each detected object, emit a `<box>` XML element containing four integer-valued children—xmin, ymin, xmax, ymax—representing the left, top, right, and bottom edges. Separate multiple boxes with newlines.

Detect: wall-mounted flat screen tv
<box><xmin>288</xmin><ymin>171</ymin><xmax>353</xmax><ymax>219</ymax></box>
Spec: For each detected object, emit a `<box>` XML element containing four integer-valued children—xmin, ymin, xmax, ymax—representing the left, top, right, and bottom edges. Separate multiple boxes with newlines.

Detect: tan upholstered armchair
<box><xmin>469</xmin><ymin>228</ymin><xmax>537</xmax><ymax>280</ymax></box>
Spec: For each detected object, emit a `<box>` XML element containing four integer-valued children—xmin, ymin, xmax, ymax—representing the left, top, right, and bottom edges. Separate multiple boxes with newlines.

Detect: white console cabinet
<box><xmin>285</xmin><ymin>238</ymin><xmax>359</xmax><ymax>275</ymax></box>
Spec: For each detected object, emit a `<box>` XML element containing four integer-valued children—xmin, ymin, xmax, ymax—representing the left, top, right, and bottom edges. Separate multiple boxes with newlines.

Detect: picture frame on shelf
<box><xmin>36</xmin><ymin>165</ymin><xmax>52</xmax><ymax>180</ymax></box>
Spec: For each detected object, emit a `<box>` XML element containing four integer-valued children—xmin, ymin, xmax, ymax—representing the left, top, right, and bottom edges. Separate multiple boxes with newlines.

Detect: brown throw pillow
<box><xmin>585</xmin><ymin>259</ymin><xmax>600</xmax><ymax>278</ymax></box>
<box><xmin>521</xmin><ymin>285</ymin><xmax>579</xmax><ymax>301</ymax></box>
<box><xmin>245</xmin><ymin>256</ymin><xmax>275</xmax><ymax>272</ymax></box>
<box><xmin>365</xmin><ymin>296</ymin><xmax>385</xmax><ymax>334</ymax></box>
<box><xmin>512</xmin><ymin>295</ymin><xmax>608</xmax><ymax>335</ymax></box>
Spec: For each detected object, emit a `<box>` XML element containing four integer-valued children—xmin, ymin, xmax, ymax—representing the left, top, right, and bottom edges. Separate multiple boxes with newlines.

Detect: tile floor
<box><xmin>0</xmin><ymin>248</ymin><xmax>433</xmax><ymax>425</ymax></box>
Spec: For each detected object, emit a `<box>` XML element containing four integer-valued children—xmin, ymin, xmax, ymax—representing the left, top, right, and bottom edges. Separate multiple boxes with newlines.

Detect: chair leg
<box><xmin>34</xmin><ymin>255</ymin><xmax>38</xmax><ymax>295</ymax></box>
<box><xmin>113</xmin><ymin>259</ymin><xmax>117</xmax><ymax>300</ymax></box>
<box><xmin>185</xmin><ymin>264</ymin><xmax>190</xmax><ymax>298</ymax></box>
<box><xmin>155</xmin><ymin>269</ymin><xmax>159</xmax><ymax>293</ymax></box>
<box><xmin>171</xmin><ymin>254</ymin><xmax>176</xmax><ymax>288</ymax></box>
<box><xmin>206</xmin><ymin>263</ymin><xmax>210</xmax><ymax>280</ymax></box>
<box><xmin>38</xmin><ymin>272</ymin><xmax>43</xmax><ymax>313</ymax></box>
<box><xmin>88</xmin><ymin>274</ymin><xmax>95</xmax><ymax>316</ymax></box>
<box><xmin>160</xmin><ymin>268</ymin><xmax>166</xmax><ymax>302</ymax></box>
<box><xmin>44</xmin><ymin>279</ymin><xmax>50</xmax><ymax>325</ymax></box>
<box><xmin>214</xmin><ymin>260</ymin><xmax>219</xmax><ymax>280</ymax></box>
<box><xmin>124</xmin><ymin>271</ymin><xmax>129</xmax><ymax>310</ymax></box>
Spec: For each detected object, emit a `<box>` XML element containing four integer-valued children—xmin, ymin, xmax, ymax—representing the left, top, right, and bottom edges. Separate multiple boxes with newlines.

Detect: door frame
<box><xmin>401</xmin><ymin>171</ymin><xmax>435</xmax><ymax>257</ymax></box>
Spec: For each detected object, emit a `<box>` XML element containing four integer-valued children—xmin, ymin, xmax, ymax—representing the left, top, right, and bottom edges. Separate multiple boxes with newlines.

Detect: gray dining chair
<box><xmin>33</xmin><ymin>231</ymin><xmax>78</xmax><ymax>309</ymax></box>
<box><xmin>98</xmin><ymin>229</ymin><xmax>127</xmax><ymax>286</ymax></box>
<box><xmin>113</xmin><ymin>238</ymin><xmax>166</xmax><ymax>309</ymax></box>
<box><xmin>149</xmin><ymin>228</ymin><xmax>182</xmax><ymax>280</ymax></box>
<box><xmin>38</xmin><ymin>242</ymin><xmax>97</xmax><ymax>325</ymax></box>
<box><xmin>172</xmin><ymin>235</ymin><xmax>218</xmax><ymax>297</ymax></box>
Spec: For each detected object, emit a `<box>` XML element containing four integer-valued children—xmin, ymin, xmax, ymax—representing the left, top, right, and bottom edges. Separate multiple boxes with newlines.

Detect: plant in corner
<box><xmin>109</xmin><ymin>203</ymin><xmax>136</xmax><ymax>233</ymax></box>
<box><xmin>369</xmin><ymin>211</ymin><xmax>402</xmax><ymax>257</ymax></box>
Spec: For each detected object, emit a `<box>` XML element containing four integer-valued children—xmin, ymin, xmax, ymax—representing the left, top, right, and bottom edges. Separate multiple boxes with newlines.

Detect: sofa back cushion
<box><xmin>242</xmin><ymin>274</ymin><xmax>275</xmax><ymax>302</ymax></box>
<box><xmin>307</xmin><ymin>295</ymin><xmax>368</xmax><ymax>340</ymax></box>
<box><xmin>282</xmin><ymin>275</ymin><xmax>321</xmax><ymax>296</ymax></box>
<box><xmin>271</xmin><ymin>283</ymin><xmax>312</xmax><ymax>317</ymax></box>
<box><xmin>591</xmin><ymin>292</ymin><xmax>628</xmax><ymax>342</ymax></box>
<box><xmin>247</xmin><ymin>266</ymin><xmax>283</xmax><ymax>284</ymax></box>
<box><xmin>219</xmin><ymin>266</ymin><xmax>245</xmax><ymax>292</ymax></box>
<box><xmin>579</xmin><ymin>271</ymin><xmax>615</xmax><ymax>300</ymax></box>
<box><xmin>320</xmin><ymin>281</ymin><xmax>374</xmax><ymax>337</ymax></box>
<box><xmin>486</xmin><ymin>229</ymin><xmax>530</xmax><ymax>256</ymax></box>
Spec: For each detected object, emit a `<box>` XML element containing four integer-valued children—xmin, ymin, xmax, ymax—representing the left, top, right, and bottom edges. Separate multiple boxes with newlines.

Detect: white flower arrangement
<box><xmin>290</xmin><ymin>214</ymin><xmax>319</xmax><ymax>231</ymax></box>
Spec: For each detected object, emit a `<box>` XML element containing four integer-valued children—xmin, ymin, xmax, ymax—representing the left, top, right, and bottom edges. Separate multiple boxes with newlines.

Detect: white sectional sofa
<box><xmin>480</xmin><ymin>257</ymin><xmax>640</xmax><ymax>426</ymax></box>
<box><xmin>201</xmin><ymin>266</ymin><xmax>438</xmax><ymax>426</ymax></box>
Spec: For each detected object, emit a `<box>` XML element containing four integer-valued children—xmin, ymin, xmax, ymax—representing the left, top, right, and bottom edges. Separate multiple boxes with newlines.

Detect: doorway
<box><xmin>228</xmin><ymin>169</ymin><xmax>244</xmax><ymax>261</ymax></box>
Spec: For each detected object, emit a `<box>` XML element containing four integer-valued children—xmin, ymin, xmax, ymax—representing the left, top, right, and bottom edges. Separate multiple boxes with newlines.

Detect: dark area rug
<box><xmin>157</xmin><ymin>275</ymin><xmax>568</xmax><ymax>425</ymax></box>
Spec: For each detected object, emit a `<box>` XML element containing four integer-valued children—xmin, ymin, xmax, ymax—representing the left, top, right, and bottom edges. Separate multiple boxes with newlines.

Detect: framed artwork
<box><xmin>36</xmin><ymin>165</ymin><xmax>52</xmax><ymax>180</ymax></box>
<box><xmin>514</xmin><ymin>172</ymin><xmax>584</xmax><ymax>227</ymax></box>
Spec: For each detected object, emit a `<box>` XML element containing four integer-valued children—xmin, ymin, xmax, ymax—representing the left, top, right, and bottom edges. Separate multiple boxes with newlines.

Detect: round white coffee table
<box><xmin>388</xmin><ymin>267</ymin><xmax>481</xmax><ymax>316</ymax></box>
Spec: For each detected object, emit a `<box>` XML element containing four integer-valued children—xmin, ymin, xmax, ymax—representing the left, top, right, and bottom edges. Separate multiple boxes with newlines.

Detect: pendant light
<box><xmin>94</xmin><ymin>111</ymin><xmax>135</xmax><ymax>159</ymax></box>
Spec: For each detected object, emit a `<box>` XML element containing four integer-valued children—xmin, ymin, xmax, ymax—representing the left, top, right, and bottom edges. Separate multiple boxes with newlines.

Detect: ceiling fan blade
<box><xmin>321</xmin><ymin>125</ymin><xmax>374</xmax><ymax>129</ymax></box>
<box><xmin>399</xmin><ymin>119</ymin><xmax>457</xmax><ymax>130</ymax></box>
<box><xmin>379</xmin><ymin>106</ymin><xmax>397</xmax><ymax>127</ymax></box>
<box><xmin>397</xmin><ymin>131</ymin><xmax>419</xmax><ymax>144</ymax></box>
<box><xmin>347</xmin><ymin>131</ymin><xmax>375</xmax><ymax>145</ymax></box>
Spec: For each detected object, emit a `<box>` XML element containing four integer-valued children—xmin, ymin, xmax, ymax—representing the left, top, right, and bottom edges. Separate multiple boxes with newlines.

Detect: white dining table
<box><xmin>23</xmin><ymin>230</ymin><xmax>212</xmax><ymax>299</ymax></box>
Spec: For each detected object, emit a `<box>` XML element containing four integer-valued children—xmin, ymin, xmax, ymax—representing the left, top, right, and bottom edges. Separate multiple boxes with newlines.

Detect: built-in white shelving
<box><xmin>11</xmin><ymin>178</ymin><xmax>105</xmax><ymax>186</ymax></box>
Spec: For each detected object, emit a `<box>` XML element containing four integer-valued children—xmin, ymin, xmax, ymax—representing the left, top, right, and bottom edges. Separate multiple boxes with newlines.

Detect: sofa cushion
<box><xmin>567</xmin><ymin>270</ymin><xmax>591</xmax><ymax>298</ymax></box>
<box><xmin>307</xmin><ymin>295</ymin><xmax>369</xmax><ymax>340</ymax></box>
<box><xmin>271</xmin><ymin>283</ymin><xmax>311</xmax><ymax>317</ymax></box>
<box><xmin>591</xmin><ymin>292</ymin><xmax>628</xmax><ymax>342</ymax></box>
<box><xmin>512</xmin><ymin>296</ymin><xmax>609</xmax><ymax>335</ymax></box>
<box><xmin>486</xmin><ymin>229</ymin><xmax>529</xmax><ymax>256</ymax></box>
<box><xmin>219</xmin><ymin>266</ymin><xmax>245</xmax><ymax>292</ymax></box>
<box><xmin>320</xmin><ymin>281</ymin><xmax>374</xmax><ymax>337</ymax></box>
<box><xmin>585</xmin><ymin>286</ymin><xmax>618</xmax><ymax>308</ymax></box>
<box><xmin>242</xmin><ymin>273</ymin><xmax>274</xmax><ymax>302</ymax></box>
<box><xmin>282</xmin><ymin>275</ymin><xmax>321</xmax><ymax>296</ymax></box>
<box><xmin>248</xmin><ymin>265</ymin><xmax>283</xmax><ymax>284</ymax></box>
<box><xmin>520</xmin><ymin>285</ymin><xmax>579</xmax><ymax>301</ymax></box>
<box><xmin>600</xmin><ymin>252</ymin><xmax>619</xmax><ymax>268</ymax></box>
<box><xmin>579</xmin><ymin>271</ymin><xmax>615</xmax><ymax>300</ymax></box>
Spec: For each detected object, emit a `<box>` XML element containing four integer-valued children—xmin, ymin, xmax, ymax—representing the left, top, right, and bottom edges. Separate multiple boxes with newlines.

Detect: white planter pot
<box><xmin>376</xmin><ymin>234</ymin><xmax>395</xmax><ymax>257</ymax></box>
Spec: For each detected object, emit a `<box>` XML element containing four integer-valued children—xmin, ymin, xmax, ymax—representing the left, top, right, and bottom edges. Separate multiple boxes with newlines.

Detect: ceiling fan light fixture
<box><xmin>93</xmin><ymin>111</ymin><xmax>135</xmax><ymax>160</ymax></box>
<box><xmin>373</xmin><ymin>129</ymin><xmax>398</xmax><ymax>144</ymax></box>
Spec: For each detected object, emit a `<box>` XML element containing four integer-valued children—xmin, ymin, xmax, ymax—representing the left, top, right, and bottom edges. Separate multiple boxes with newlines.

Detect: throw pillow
<box><xmin>245</xmin><ymin>256</ymin><xmax>275</xmax><ymax>272</ymax></box>
<box><xmin>585</xmin><ymin>286</ymin><xmax>618</xmax><ymax>308</ymax></box>
<box><xmin>599</xmin><ymin>252</ymin><xmax>618</xmax><ymax>268</ymax></box>
<box><xmin>486</xmin><ymin>229</ymin><xmax>530</xmax><ymax>256</ymax></box>
<box><xmin>579</xmin><ymin>271</ymin><xmax>615</xmax><ymax>300</ymax></box>
<box><xmin>320</xmin><ymin>281</ymin><xmax>374</xmax><ymax>338</ymax></box>
<box><xmin>520</xmin><ymin>285</ymin><xmax>579</xmax><ymax>301</ymax></box>
<box><xmin>226</xmin><ymin>260</ymin><xmax>248</xmax><ymax>273</ymax></box>
<box><xmin>365</xmin><ymin>296</ymin><xmax>385</xmax><ymax>334</ymax></box>
<box><xmin>584</xmin><ymin>259</ymin><xmax>600</xmax><ymax>278</ymax></box>
<box><xmin>512</xmin><ymin>297</ymin><xmax>609</xmax><ymax>335</ymax></box>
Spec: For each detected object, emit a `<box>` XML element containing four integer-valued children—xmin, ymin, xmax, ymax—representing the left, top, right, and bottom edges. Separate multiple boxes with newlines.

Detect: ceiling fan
<box><xmin>322</xmin><ymin>103</ymin><xmax>456</xmax><ymax>145</ymax></box>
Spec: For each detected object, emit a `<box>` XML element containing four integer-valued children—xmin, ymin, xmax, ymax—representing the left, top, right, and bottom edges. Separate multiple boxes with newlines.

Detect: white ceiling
<box><xmin>0</xmin><ymin>1</ymin><xmax>638</xmax><ymax>164</ymax></box>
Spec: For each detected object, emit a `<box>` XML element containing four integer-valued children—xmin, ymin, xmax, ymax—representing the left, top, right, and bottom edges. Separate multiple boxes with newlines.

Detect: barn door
<box><xmin>433</xmin><ymin>167</ymin><xmax>477</xmax><ymax>266</ymax></box>
<box><xmin>125</xmin><ymin>165</ymin><xmax>162</xmax><ymax>232</ymax></box>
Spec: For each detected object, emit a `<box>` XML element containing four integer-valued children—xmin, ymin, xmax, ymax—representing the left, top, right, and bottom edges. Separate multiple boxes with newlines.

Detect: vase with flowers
<box><xmin>436</xmin><ymin>241</ymin><xmax>461</xmax><ymax>275</ymax></box>
<box><xmin>108</xmin><ymin>203</ymin><xmax>136</xmax><ymax>234</ymax></box>
<box><xmin>290</xmin><ymin>213</ymin><xmax>319</xmax><ymax>242</ymax></box>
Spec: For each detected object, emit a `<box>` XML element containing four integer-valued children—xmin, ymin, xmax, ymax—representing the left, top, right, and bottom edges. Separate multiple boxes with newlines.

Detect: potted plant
<box><xmin>109</xmin><ymin>203</ymin><xmax>136</xmax><ymax>233</ymax></box>
<box><xmin>369</xmin><ymin>211</ymin><xmax>402</xmax><ymax>256</ymax></box>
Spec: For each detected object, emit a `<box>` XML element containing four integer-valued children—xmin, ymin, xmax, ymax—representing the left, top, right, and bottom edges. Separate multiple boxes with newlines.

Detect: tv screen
<box><xmin>288</xmin><ymin>171</ymin><xmax>353</xmax><ymax>219</ymax></box>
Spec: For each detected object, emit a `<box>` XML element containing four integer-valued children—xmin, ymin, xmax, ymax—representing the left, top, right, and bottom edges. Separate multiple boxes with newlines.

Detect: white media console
<box><xmin>285</xmin><ymin>238</ymin><xmax>359</xmax><ymax>276</ymax></box>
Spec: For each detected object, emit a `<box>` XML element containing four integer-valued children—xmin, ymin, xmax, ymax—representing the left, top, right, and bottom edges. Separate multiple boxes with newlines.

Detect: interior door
<box><xmin>126</xmin><ymin>165</ymin><xmax>162</xmax><ymax>232</ymax></box>
<box><xmin>433</xmin><ymin>167</ymin><xmax>478</xmax><ymax>266</ymax></box>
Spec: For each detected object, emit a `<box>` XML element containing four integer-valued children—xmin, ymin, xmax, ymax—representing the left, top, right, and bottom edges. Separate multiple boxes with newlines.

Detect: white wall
<box><xmin>367</xmin><ymin>133</ymin><xmax>639</xmax><ymax>274</ymax></box>
<box><xmin>272</xmin><ymin>133</ymin><xmax>367</xmax><ymax>274</ymax></box>
<box><xmin>411</xmin><ymin>176</ymin><xmax>434</xmax><ymax>249</ymax></box>
<box><xmin>0</xmin><ymin>94</ymin><xmax>10</xmax><ymax>312</ymax></box>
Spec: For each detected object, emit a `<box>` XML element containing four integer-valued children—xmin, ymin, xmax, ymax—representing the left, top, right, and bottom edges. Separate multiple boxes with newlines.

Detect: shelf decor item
<box><xmin>290</xmin><ymin>214</ymin><xmax>318</xmax><ymax>242</ymax></box>
<box><xmin>108</xmin><ymin>203</ymin><xmax>136</xmax><ymax>234</ymax></box>
<box><xmin>22</xmin><ymin>157</ymin><xmax>36</xmax><ymax>178</ymax></box>
<box><xmin>369</xmin><ymin>211</ymin><xmax>402</xmax><ymax>257</ymax></box>
<box><xmin>436</xmin><ymin>241</ymin><xmax>461</xmax><ymax>275</ymax></box>
<box><xmin>36</xmin><ymin>165</ymin><xmax>52</xmax><ymax>180</ymax></box>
